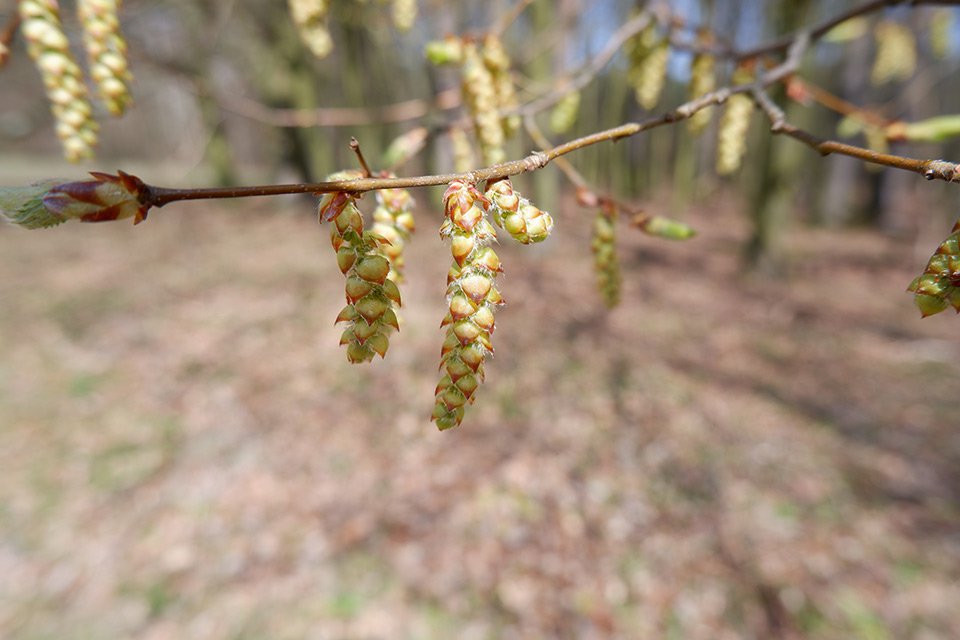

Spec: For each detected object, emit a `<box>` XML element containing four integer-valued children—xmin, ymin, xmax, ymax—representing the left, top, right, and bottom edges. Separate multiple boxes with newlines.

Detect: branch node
<box><xmin>523</xmin><ymin>151</ymin><xmax>549</xmax><ymax>172</ymax></box>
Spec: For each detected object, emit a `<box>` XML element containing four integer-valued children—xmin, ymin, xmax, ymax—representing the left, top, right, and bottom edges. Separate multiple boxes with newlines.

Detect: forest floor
<box><xmin>1</xmin><ymin>187</ymin><xmax>959</xmax><ymax>640</ymax></box>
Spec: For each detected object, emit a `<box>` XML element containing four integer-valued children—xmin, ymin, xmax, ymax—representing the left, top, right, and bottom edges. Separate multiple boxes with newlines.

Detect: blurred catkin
<box><xmin>716</xmin><ymin>66</ymin><xmax>754</xmax><ymax>176</ymax></box>
<box><xmin>433</xmin><ymin>180</ymin><xmax>503</xmax><ymax>430</ymax></box>
<box><xmin>929</xmin><ymin>8</ymin><xmax>953</xmax><ymax>59</ymax></box>
<box><xmin>687</xmin><ymin>49</ymin><xmax>716</xmax><ymax>134</ymax></box>
<box><xmin>20</xmin><ymin>0</ymin><xmax>98</xmax><ymax>162</ymax></box>
<box><xmin>449</xmin><ymin>127</ymin><xmax>475</xmax><ymax>173</ymax></box>
<box><xmin>461</xmin><ymin>42</ymin><xmax>505</xmax><ymax>165</ymax></box>
<box><xmin>78</xmin><ymin>0</ymin><xmax>133</xmax><ymax>116</ymax></box>
<box><xmin>871</xmin><ymin>20</ymin><xmax>917</xmax><ymax>85</ymax></box>
<box><xmin>391</xmin><ymin>0</ymin><xmax>417</xmax><ymax>32</ymax></box>
<box><xmin>550</xmin><ymin>90</ymin><xmax>581</xmax><ymax>135</ymax></box>
<box><xmin>371</xmin><ymin>182</ymin><xmax>416</xmax><ymax>283</ymax></box>
<box><xmin>591</xmin><ymin>205</ymin><xmax>621</xmax><ymax>308</ymax></box>
<box><xmin>628</xmin><ymin>22</ymin><xmax>669</xmax><ymax>111</ymax></box>
<box><xmin>482</xmin><ymin>35</ymin><xmax>521</xmax><ymax>138</ymax></box>
<box><xmin>288</xmin><ymin>0</ymin><xmax>333</xmax><ymax>59</ymax></box>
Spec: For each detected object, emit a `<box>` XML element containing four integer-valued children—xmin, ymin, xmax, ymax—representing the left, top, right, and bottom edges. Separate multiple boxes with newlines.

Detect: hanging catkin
<box><xmin>20</xmin><ymin>0</ymin><xmax>99</xmax><ymax>162</ymax></box>
<box><xmin>78</xmin><ymin>0</ymin><xmax>133</xmax><ymax>116</ymax></box>
<box><xmin>433</xmin><ymin>180</ymin><xmax>503</xmax><ymax>430</ymax></box>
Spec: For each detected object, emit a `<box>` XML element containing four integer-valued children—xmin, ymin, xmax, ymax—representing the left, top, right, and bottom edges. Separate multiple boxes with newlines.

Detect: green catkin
<box><xmin>481</xmin><ymin>35</ymin><xmax>521</xmax><ymax>138</ymax></box>
<box><xmin>391</xmin><ymin>0</ymin><xmax>417</xmax><ymax>32</ymax></box>
<box><xmin>687</xmin><ymin>49</ymin><xmax>716</xmax><ymax>135</ymax></box>
<box><xmin>432</xmin><ymin>180</ymin><xmax>503</xmax><ymax>430</ymax></box>
<box><xmin>550</xmin><ymin>90</ymin><xmax>581</xmax><ymax>135</ymax></box>
<box><xmin>716</xmin><ymin>66</ymin><xmax>754</xmax><ymax>176</ymax></box>
<box><xmin>20</xmin><ymin>0</ymin><xmax>99</xmax><ymax>162</ymax></box>
<box><xmin>485</xmin><ymin>178</ymin><xmax>553</xmax><ymax>245</ymax></box>
<box><xmin>319</xmin><ymin>172</ymin><xmax>402</xmax><ymax>363</ymax></box>
<box><xmin>871</xmin><ymin>21</ymin><xmax>917</xmax><ymax>86</ymax></box>
<box><xmin>371</xmin><ymin>182</ymin><xmax>416</xmax><ymax>283</ymax></box>
<box><xmin>908</xmin><ymin>220</ymin><xmax>960</xmax><ymax>317</ymax></box>
<box><xmin>288</xmin><ymin>0</ymin><xmax>333</xmax><ymax>59</ymax></box>
<box><xmin>628</xmin><ymin>22</ymin><xmax>669</xmax><ymax>111</ymax></box>
<box><xmin>591</xmin><ymin>205</ymin><xmax>621</xmax><ymax>308</ymax></box>
<box><xmin>461</xmin><ymin>41</ymin><xmax>505</xmax><ymax>166</ymax></box>
<box><xmin>78</xmin><ymin>0</ymin><xmax>133</xmax><ymax>116</ymax></box>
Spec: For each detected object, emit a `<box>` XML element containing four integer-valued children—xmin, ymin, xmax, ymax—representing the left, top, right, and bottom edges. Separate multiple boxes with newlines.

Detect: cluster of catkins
<box><xmin>908</xmin><ymin>220</ymin><xmax>960</xmax><ymax>317</ymax></box>
<box><xmin>18</xmin><ymin>0</ymin><xmax>133</xmax><ymax>162</ymax></box>
<box><xmin>426</xmin><ymin>35</ymin><xmax>521</xmax><ymax>166</ymax></box>
<box><xmin>289</xmin><ymin>0</ymin><xmax>418</xmax><ymax>60</ymax></box>
<box><xmin>623</xmin><ymin>16</ymin><xmax>753</xmax><ymax>176</ymax></box>
<box><xmin>317</xmin><ymin>174</ymin><xmax>552</xmax><ymax>429</ymax></box>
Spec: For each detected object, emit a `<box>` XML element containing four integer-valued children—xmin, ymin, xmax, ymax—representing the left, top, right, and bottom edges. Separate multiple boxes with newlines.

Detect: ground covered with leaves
<box><xmin>1</xmin><ymin>191</ymin><xmax>958</xmax><ymax>639</ymax></box>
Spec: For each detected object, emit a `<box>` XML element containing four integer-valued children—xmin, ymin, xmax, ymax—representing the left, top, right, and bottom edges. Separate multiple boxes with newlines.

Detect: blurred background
<box><xmin>1</xmin><ymin>0</ymin><xmax>960</xmax><ymax>638</ymax></box>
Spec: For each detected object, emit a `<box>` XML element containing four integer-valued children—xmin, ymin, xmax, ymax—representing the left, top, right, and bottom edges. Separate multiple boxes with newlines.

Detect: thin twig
<box><xmin>751</xmin><ymin>86</ymin><xmax>960</xmax><ymax>181</ymax></box>
<box><xmin>491</xmin><ymin>0</ymin><xmax>537</xmax><ymax>36</ymax></box>
<box><xmin>349</xmin><ymin>137</ymin><xmax>373</xmax><ymax>178</ymax></box>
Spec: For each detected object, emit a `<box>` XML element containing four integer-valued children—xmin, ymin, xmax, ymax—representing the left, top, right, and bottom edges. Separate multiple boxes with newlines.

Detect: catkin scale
<box><xmin>20</xmin><ymin>0</ymin><xmax>99</xmax><ymax>162</ymax></box>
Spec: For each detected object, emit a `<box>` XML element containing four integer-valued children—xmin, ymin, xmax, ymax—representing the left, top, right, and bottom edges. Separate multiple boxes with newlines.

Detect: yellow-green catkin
<box><xmin>687</xmin><ymin>48</ymin><xmax>716</xmax><ymax>134</ymax></box>
<box><xmin>871</xmin><ymin>20</ymin><xmax>917</xmax><ymax>85</ymax></box>
<box><xmin>391</xmin><ymin>0</ymin><xmax>417</xmax><ymax>32</ymax></box>
<box><xmin>481</xmin><ymin>34</ymin><xmax>520</xmax><ymax>138</ymax></box>
<box><xmin>907</xmin><ymin>219</ymin><xmax>960</xmax><ymax>317</ymax></box>
<box><xmin>592</xmin><ymin>205</ymin><xmax>621</xmax><ymax>308</ymax></box>
<box><xmin>930</xmin><ymin>8</ymin><xmax>953</xmax><ymax>59</ymax></box>
<box><xmin>628</xmin><ymin>22</ymin><xmax>669</xmax><ymax>111</ymax></box>
<box><xmin>550</xmin><ymin>90</ymin><xmax>581</xmax><ymax>134</ymax></box>
<box><xmin>449</xmin><ymin>126</ymin><xmax>475</xmax><ymax>173</ymax></box>
<box><xmin>461</xmin><ymin>41</ymin><xmax>505</xmax><ymax>165</ymax></box>
<box><xmin>319</xmin><ymin>173</ymin><xmax>402</xmax><ymax>364</ymax></box>
<box><xmin>288</xmin><ymin>0</ymin><xmax>333</xmax><ymax>59</ymax></box>
<box><xmin>20</xmin><ymin>0</ymin><xmax>98</xmax><ymax>162</ymax></box>
<box><xmin>371</xmin><ymin>182</ymin><xmax>415</xmax><ymax>282</ymax></box>
<box><xmin>485</xmin><ymin>178</ymin><xmax>553</xmax><ymax>244</ymax></box>
<box><xmin>716</xmin><ymin>66</ymin><xmax>754</xmax><ymax>176</ymax></box>
<box><xmin>78</xmin><ymin>0</ymin><xmax>132</xmax><ymax>116</ymax></box>
<box><xmin>433</xmin><ymin>180</ymin><xmax>503</xmax><ymax>430</ymax></box>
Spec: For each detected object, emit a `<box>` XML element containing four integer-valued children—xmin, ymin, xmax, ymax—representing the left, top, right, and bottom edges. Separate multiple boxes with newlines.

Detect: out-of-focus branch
<box><xmin>215</xmin><ymin>88</ymin><xmax>461</xmax><ymax>128</ymax></box>
<box><xmin>491</xmin><ymin>0</ymin><xmax>536</xmax><ymax>36</ymax></box>
<box><xmin>0</xmin><ymin>11</ymin><xmax>21</xmax><ymax>69</ymax></box>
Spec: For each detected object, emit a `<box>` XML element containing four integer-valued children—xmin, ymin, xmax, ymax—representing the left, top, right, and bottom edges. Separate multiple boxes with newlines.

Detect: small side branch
<box><xmin>751</xmin><ymin>87</ymin><xmax>960</xmax><ymax>181</ymax></box>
